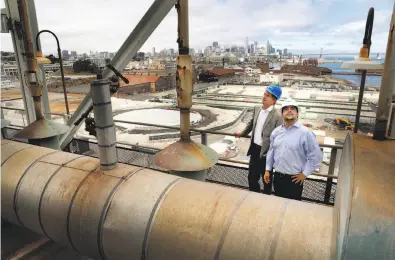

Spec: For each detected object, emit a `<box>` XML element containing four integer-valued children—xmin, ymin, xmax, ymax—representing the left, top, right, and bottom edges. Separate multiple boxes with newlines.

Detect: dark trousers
<box><xmin>248</xmin><ymin>143</ymin><xmax>273</xmax><ymax>194</ymax></box>
<box><xmin>273</xmin><ymin>171</ymin><xmax>303</xmax><ymax>200</ymax></box>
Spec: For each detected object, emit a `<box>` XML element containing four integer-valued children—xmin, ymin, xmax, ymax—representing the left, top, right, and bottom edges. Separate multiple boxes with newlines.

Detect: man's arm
<box><xmin>265</xmin><ymin>130</ymin><xmax>276</xmax><ymax>171</ymax></box>
<box><xmin>237</xmin><ymin>108</ymin><xmax>255</xmax><ymax>137</ymax></box>
<box><xmin>302</xmin><ymin>131</ymin><xmax>323</xmax><ymax>177</ymax></box>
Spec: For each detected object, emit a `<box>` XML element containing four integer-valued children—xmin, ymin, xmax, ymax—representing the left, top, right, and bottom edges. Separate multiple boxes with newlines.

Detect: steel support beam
<box><xmin>4</xmin><ymin>0</ymin><xmax>36</xmax><ymax>123</ymax></box>
<box><xmin>25</xmin><ymin>0</ymin><xmax>51</xmax><ymax>120</ymax></box>
<box><xmin>59</xmin><ymin>0</ymin><xmax>177</xmax><ymax>150</ymax></box>
<box><xmin>373</xmin><ymin>1</ymin><xmax>395</xmax><ymax>140</ymax></box>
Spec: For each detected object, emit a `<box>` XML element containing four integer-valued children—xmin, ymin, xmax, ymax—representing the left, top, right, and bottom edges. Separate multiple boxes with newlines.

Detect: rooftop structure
<box><xmin>1</xmin><ymin>0</ymin><xmax>395</xmax><ymax>259</ymax></box>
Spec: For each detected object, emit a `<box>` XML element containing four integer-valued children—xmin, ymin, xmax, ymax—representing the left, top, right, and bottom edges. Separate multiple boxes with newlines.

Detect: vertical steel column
<box><xmin>17</xmin><ymin>0</ymin><xmax>43</xmax><ymax>120</ymax></box>
<box><xmin>152</xmin><ymin>0</ymin><xmax>218</xmax><ymax>181</ymax></box>
<box><xmin>4</xmin><ymin>0</ymin><xmax>36</xmax><ymax>123</ymax></box>
<box><xmin>90</xmin><ymin>79</ymin><xmax>117</xmax><ymax>170</ymax></box>
<box><xmin>373</xmin><ymin>2</ymin><xmax>395</xmax><ymax>140</ymax></box>
<box><xmin>25</xmin><ymin>0</ymin><xmax>51</xmax><ymax>120</ymax></box>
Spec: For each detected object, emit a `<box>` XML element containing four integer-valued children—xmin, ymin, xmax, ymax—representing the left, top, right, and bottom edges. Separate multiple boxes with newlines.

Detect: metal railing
<box><xmin>1</xmin><ymin>106</ymin><xmax>69</xmax><ymax>127</ymax></box>
<box><xmin>1</xmin><ymin>106</ymin><xmax>341</xmax><ymax>205</ymax></box>
<box><xmin>1</xmin><ymin>106</ymin><xmax>342</xmax><ymax>178</ymax></box>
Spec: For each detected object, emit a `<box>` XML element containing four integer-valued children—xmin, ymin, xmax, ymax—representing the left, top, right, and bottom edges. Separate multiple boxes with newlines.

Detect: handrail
<box><xmin>114</xmin><ymin>119</ymin><xmax>344</xmax><ymax>149</ymax></box>
<box><xmin>83</xmin><ymin>138</ymin><xmax>339</xmax><ymax>179</ymax></box>
<box><xmin>2</xmin><ymin>125</ymin><xmax>340</xmax><ymax>180</ymax></box>
<box><xmin>1</xmin><ymin>106</ymin><xmax>67</xmax><ymax>117</ymax></box>
<box><xmin>2</xmin><ymin>106</ymin><xmax>344</xmax><ymax>150</ymax></box>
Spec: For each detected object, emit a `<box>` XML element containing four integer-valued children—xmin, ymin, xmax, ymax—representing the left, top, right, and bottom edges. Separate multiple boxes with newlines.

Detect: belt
<box><xmin>274</xmin><ymin>171</ymin><xmax>296</xmax><ymax>177</ymax></box>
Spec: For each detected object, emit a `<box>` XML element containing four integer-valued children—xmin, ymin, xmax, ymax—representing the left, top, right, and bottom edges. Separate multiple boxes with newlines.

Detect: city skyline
<box><xmin>0</xmin><ymin>0</ymin><xmax>392</xmax><ymax>55</ymax></box>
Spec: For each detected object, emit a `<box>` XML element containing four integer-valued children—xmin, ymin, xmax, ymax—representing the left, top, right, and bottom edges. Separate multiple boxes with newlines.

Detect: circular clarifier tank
<box><xmin>114</xmin><ymin>108</ymin><xmax>202</xmax><ymax>130</ymax></box>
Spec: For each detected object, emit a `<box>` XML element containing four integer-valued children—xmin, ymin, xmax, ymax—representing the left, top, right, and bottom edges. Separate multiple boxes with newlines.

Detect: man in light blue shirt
<box><xmin>264</xmin><ymin>98</ymin><xmax>322</xmax><ymax>200</ymax></box>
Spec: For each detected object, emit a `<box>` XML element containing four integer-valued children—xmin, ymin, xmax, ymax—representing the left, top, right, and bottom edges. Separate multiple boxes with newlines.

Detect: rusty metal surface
<box><xmin>40</xmin><ymin>151</ymin><xmax>83</xmax><ymax>165</ymax></box>
<box><xmin>68</xmin><ymin>172</ymin><xmax>120</xmax><ymax>258</ymax></box>
<box><xmin>102</xmin><ymin>170</ymin><xmax>180</xmax><ymax>260</ymax></box>
<box><xmin>275</xmin><ymin>201</ymin><xmax>334</xmax><ymax>260</ymax></box>
<box><xmin>13</xmin><ymin>119</ymin><xmax>69</xmax><ymax>139</ymax></box>
<box><xmin>219</xmin><ymin>194</ymin><xmax>333</xmax><ymax>260</ymax></box>
<box><xmin>153</xmin><ymin>0</ymin><xmax>218</xmax><ymax>173</ymax></box>
<box><xmin>1</xmin><ymin>141</ymin><xmax>32</xmax><ymax>164</ymax></box>
<box><xmin>40</xmin><ymin>167</ymin><xmax>91</xmax><ymax>247</ymax></box>
<box><xmin>153</xmin><ymin>139</ymin><xmax>219</xmax><ymax>171</ymax></box>
<box><xmin>2</xmin><ymin>141</ymin><xmax>338</xmax><ymax>260</ymax></box>
<box><xmin>65</xmin><ymin>156</ymin><xmax>99</xmax><ymax>172</ymax></box>
<box><xmin>1</xmin><ymin>146</ymin><xmax>55</xmax><ymax>224</ymax></box>
<box><xmin>336</xmin><ymin>134</ymin><xmax>395</xmax><ymax>259</ymax></box>
<box><xmin>15</xmin><ymin>161</ymin><xmax>62</xmax><ymax>234</ymax></box>
<box><xmin>176</xmin><ymin>55</ymin><xmax>193</xmax><ymax>108</ymax></box>
<box><xmin>218</xmin><ymin>194</ymin><xmax>288</xmax><ymax>260</ymax></box>
<box><xmin>147</xmin><ymin>179</ymin><xmax>249</xmax><ymax>259</ymax></box>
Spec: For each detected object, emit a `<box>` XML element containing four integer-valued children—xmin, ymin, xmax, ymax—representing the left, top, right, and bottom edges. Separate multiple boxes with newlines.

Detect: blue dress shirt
<box><xmin>265</xmin><ymin>121</ymin><xmax>322</xmax><ymax>177</ymax></box>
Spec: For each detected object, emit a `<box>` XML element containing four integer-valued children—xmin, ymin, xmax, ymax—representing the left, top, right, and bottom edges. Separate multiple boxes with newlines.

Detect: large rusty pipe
<box><xmin>1</xmin><ymin>140</ymin><xmax>334</xmax><ymax>260</ymax></box>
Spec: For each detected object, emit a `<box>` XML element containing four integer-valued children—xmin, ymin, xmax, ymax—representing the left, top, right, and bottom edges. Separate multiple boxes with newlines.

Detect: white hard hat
<box><xmin>281</xmin><ymin>98</ymin><xmax>299</xmax><ymax>112</ymax></box>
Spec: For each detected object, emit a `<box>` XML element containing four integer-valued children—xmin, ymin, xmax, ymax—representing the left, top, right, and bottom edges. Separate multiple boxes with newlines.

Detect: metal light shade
<box><xmin>341</xmin><ymin>59</ymin><xmax>384</xmax><ymax>70</ymax></box>
<box><xmin>153</xmin><ymin>140</ymin><xmax>218</xmax><ymax>172</ymax></box>
<box><xmin>36</xmin><ymin>50</ymin><xmax>51</xmax><ymax>64</ymax></box>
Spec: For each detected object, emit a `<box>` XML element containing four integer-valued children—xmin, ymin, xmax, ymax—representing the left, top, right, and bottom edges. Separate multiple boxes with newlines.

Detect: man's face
<box><xmin>282</xmin><ymin>106</ymin><xmax>298</xmax><ymax>122</ymax></box>
<box><xmin>262</xmin><ymin>91</ymin><xmax>276</xmax><ymax>107</ymax></box>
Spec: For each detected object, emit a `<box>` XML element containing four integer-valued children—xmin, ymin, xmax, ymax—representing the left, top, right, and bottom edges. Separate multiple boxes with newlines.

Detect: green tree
<box><xmin>73</xmin><ymin>59</ymin><xmax>98</xmax><ymax>74</ymax></box>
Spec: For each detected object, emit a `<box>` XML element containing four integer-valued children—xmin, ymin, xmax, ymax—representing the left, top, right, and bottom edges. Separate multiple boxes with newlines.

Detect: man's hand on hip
<box><xmin>264</xmin><ymin>170</ymin><xmax>271</xmax><ymax>184</ymax></box>
<box><xmin>291</xmin><ymin>173</ymin><xmax>306</xmax><ymax>185</ymax></box>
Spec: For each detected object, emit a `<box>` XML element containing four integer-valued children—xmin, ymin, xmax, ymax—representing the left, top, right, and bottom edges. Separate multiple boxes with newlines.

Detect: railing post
<box><xmin>200</xmin><ymin>132</ymin><xmax>207</xmax><ymax>145</ymax></box>
<box><xmin>324</xmin><ymin>148</ymin><xmax>337</xmax><ymax>204</ymax></box>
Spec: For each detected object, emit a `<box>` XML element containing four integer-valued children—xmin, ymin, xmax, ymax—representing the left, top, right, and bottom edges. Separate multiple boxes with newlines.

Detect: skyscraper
<box><xmin>152</xmin><ymin>47</ymin><xmax>155</xmax><ymax>56</ymax></box>
<box><xmin>283</xmin><ymin>48</ymin><xmax>288</xmax><ymax>56</ymax></box>
<box><xmin>245</xmin><ymin>37</ymin><xmax>249</xmax><ymax>55</ymax></box>
<box><xmin>213</xmin><ymin>41</ymin><xmax>219</xmax><ymax>48</ymax></box>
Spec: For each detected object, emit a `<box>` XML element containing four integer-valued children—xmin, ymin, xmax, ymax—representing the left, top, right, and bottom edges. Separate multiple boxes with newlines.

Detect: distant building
<box><xmin>256</xmin><ymin>62</ymin><xmax>270</xmax><ymax>73</ymax></box>
<box><xmin>281</xmin><ymin>65</ymin><xmax>332</xmax><ymax>76</ymax></box>
<box><xmin>199</xmin><ymin>69</ymin><xmax>239</xmax><ymax>82</ymax></box>
<box><xmin>61</xmin><ymin>50</ymin><xmax>69</xmax><ymax>60</ymax></box>
<box><xmin>213</xmin><ymin>41</ymin><xmax>219</xmax><ymax>48</ymax></box>
<box><xmin>88</xmin><ymin>58</ymin><xmax>106</xmax><ymax>70</ymax></box>
<box><xmin>283</xmin><ymin>48</ymin><xmax>288</xmax><ymax>56</ymax></box>
<box><xmin>70</xmin><ymin>51</ymin><xmax>77</xmax><ymax>58</ymax></box>
<box><xmin>245</xmin><ymin>66</ymin><xmax>261</xmax><ymax>74</ymax></box>
<box><xmin>119</xmin><ymin>74</ymin><xmax>170</xmax><ymax>94</ymax></box>
<box><xmin>260</xmin><ymin>73</ymin><xmax>283</xmax><ymax>83</ymax></box>
<box><xmin>149</xmin><ymin>60</ymin><xmax>165</xmax><ymax>70</ymax></box>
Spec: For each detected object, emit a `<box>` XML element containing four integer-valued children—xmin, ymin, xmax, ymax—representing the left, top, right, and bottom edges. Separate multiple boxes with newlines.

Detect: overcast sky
<box><xmin>1</xmin><ymin>0</ymin><xmax>393</xmax><ymax>55</ymax></box>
